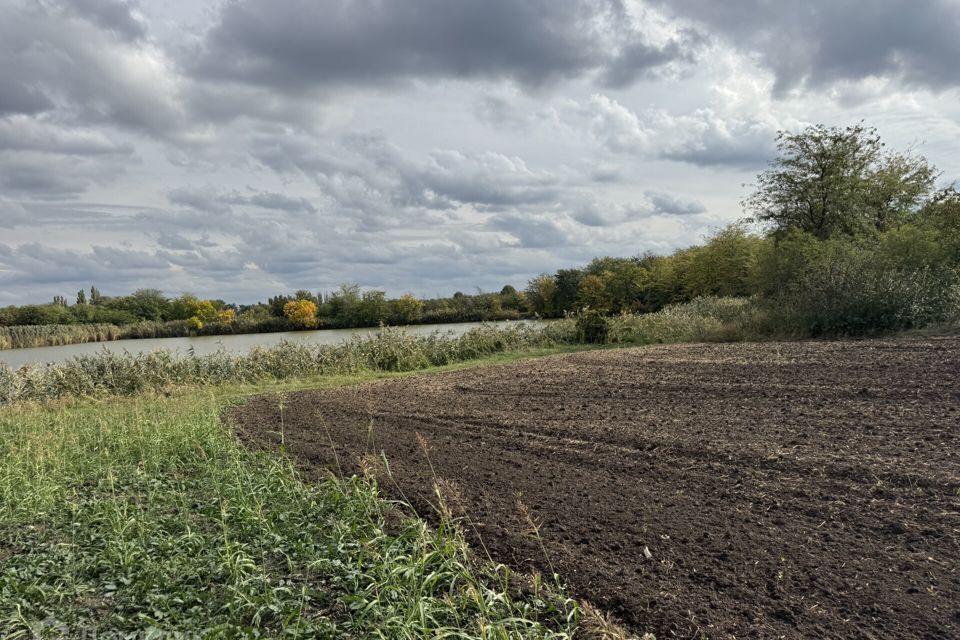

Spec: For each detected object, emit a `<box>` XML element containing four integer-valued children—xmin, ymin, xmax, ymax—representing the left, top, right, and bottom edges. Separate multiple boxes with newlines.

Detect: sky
<box><xmin>1</xmin><ymin>0</ymin><xmax>960</xmax><ymax>305</ymax></box>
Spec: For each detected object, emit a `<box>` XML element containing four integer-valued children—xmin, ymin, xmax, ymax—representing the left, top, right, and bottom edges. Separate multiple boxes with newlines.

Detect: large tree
<box><xmin>745</xmin><ymin>124</ymin><xmax>937</xmax><ymax>239</ymax></box>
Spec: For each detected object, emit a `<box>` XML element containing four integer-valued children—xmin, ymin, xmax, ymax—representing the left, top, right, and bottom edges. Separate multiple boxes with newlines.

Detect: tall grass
<box><xmin>0</xmin><ymin>391</ymin><xmax>579</xmax><ymax>638</ymax></box>
<box><xmin>0</xmin><ymin>323</ymin><xmax>124</xmax><ymax>350</ymax></box>
<box><xmin>606</xmin><ymin>297</ymin><xmax>774</xmax><ymax>345</ymax></box>
<box><xmin>0</xmin><ymin>322</ymin><xmax>579</xmax><ymax>406</ymax></box>
<box><xmin>0</xmin><ymin>319</ymin><xmax>271</xmax><ymax>351</ymax></box>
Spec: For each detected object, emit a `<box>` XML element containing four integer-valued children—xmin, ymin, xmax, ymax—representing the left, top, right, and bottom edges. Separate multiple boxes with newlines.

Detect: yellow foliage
<box><xmin>216</xmin><ymin>309</ymin><xmax>237</xmax><ymax>324</ymax></box>
<box><xmin>283</xmin><ymin>299</ymin><xmax>318</xmax><ymax>329</ymax></box>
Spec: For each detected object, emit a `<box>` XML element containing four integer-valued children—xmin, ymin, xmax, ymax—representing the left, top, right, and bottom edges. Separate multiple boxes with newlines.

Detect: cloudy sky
<box><xmin>2</xmin><ymin>0</ymin><xmax>960</xmax><ymax>304</ymax></box>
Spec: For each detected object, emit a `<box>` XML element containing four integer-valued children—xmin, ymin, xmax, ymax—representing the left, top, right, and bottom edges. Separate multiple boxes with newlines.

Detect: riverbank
<box><xmin>0</xmin><ymin>312</ymin><xmax>537</xmax><ymax>352</ymax></box>
<box><xmin>0</xmin><ymin>322</ymin><xmax>578</xmax><ymax>404</ymax></box>
<box><xmin>0</xmin><ymin>319</ymin><xmax>546</xmax><ymax>369</ymax></box>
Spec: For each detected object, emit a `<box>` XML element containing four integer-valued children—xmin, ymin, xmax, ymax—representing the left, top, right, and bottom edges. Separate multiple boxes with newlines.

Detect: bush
<box><xmin>771</xmin><ymin>236</ymin><xmax>959</xmax><ymax>336</ymax></box>
<box><xmin>575</xmin><ymin>310</ymin><xmax>609</xmax><ymax>344</ymax></box>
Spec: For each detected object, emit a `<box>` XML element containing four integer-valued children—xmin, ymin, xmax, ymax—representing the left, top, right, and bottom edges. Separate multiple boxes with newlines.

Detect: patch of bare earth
<box><xmin>230</xmin><ymin>338</ymin><xmax>960</xmax><ymax>638</ymax></box>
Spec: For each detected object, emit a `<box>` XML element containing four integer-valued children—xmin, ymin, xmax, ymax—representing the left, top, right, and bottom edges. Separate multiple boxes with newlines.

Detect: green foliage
<box><xmin>575</xmin><ymin>309</ymin><xmax>609</xmax><ymax>344</ymax></box>
<box><xmin>745</xmin><ymin>123</ymin><xmax>937</xmax><ymax>238</ymax></box>
<box><xmin>675</xmin><ymin>226</ymin><xmax>765</xmax><ymax>299</ymax></box>
<box><xmin>103</xmin><ymin>288</ymin><xmax>172</xmax><ymax>322</ymax></box>
<box><xmin>0</xmin><ymin>394</ymin><xmax>579</xmax><ymax>638</ymax></box>
<box><xmin>770</xmin><ymin>233</ymin><xmax>958</xmax><ymax>335</ymax></box>
<box><xmin>392</xmin><ymin>293</ymin><xmax>425</xmax><ymax>324</ymax></box>
<box><xmin>358</xmin><ymin>290</ymin><xmax>389</xmax><ymax>326</ymax></box>
<box><xmin>525</xmin><ymin>275</ymin><xmax>557</xmax><ymax>316</ymax></box>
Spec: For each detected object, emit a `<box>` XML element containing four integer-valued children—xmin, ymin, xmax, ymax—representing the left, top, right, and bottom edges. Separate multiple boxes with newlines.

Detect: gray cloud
<box><xmin>578</xmin><ymin>95</ymin><xmax>778</xmax><ymax>169</ymax></box>
<box><xmin>487</xmin><ymin>212</ymin><xmax>570</xmax><ymax>248</ymax></box>
<box><xmin>168</xmin><ymin>186</ymin><xmax>319</xmax><ymax>217</ymax></box>
<box><xmin>651</xmin><ymin>0</ymin><xmax>960</xmax><ymax>93</ymax></box>
<box><xmin>0</xmin><ymin>200</ymin><xmax>31</xmax><ymax>228</ymax></box>
<box><xmin>599</xmin><ymin>30</ymin><xmax>702</xmax><ymax>88</ymax></box>
<box><xmin>0</xmin><ymin>1</ymin><xmax>186</xmax><ymax>139</ymax></box>
<box><xmin>571</xmin><ymin>190</ymin><xmax>706</xmax><ymax>227</ymax></box>
<box><xmin>0</xmin><ymin>117</ymin><xmax>134</xmax><ymax>156</ymax></box>
<box><xmin>248</xmin><ymin>130</ymin><xmax>563</xmax><ymax>229</ymax></box>
<box><xmin>167</xmin><ymin>186</ymin><xmax>233</xmax><ymax>215</ymax></box>
<box><xmin>65</xmin><ymin>0</ymin><xmax>148</xmax><ymax>41</ymax></box>
<box><xmin>242</xmin><ymin>191</ymin><xmax>317</xmax><ymax>215</ymax></box>
<box><xmin>0</xmin><ymin>151</ymin><xmax>130</xmax><ymax>200</ymax></box>
<box><xmin>191</xmin><ymin>0</ymin><xmax>698</xmax><ymax>93</ymax></box>
<box><xmin>0</xmin><ymin>95</ymin><xmax>137</xmax><ymax>200</ymax></box>
<box><xmin>646</xmin><ymin>191</ymin><xmax>706</xmax><ymax>216</ymax></box>
<box><xmin>0</xmin><ymin>76</ymin><xmax>53</xmax><ymax>116</ymax></box>
<box><xmin>657</xmin><ymin>110</ymin><xmax>777</xmax><ymax>169</ymax></box>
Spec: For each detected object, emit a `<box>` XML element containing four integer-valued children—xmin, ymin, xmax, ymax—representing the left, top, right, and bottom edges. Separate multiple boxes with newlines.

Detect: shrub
<box><xmin>575</xmin><ymin>310</ymin><xmax>609</xmax><ymax>344</ymax></box>
<box><xmin>771</xmin><ymin>236</ymin><xmax>959</xmax><ymax>336</ymax></box>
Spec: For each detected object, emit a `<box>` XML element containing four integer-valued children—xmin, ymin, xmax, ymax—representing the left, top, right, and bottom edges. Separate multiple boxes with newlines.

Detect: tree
<box><xmin>602</xmin><ymin>261</ymin><xmax>647</xmax><ymax>313</ymax></box>
<box><xmin>283</xmin><ymin>299</ymin><xmax>319</xmax><ymax>328</ymax></box>
<box><xmin>524</xmin><ymin>274</ymin><xmax>557</xmax><ymax>316</ymax></box>
<box><xmin>392</xmin><ymin>293</ymin><xmax>424</xmax><ymax>324</ymax></box>
<box><xmin>553</xmin><ymin>268</ymin><xmax>583</xmax><ymax>313</ymax></box>
<box><xmin>358</xmin><ymin>290</ymin><xmax>389</xmax><ymax>325</ymax></box>
<box><xmin>268</xmin><ymin>295</ymin><xmax>293</xmax><ymax>318</ymax></box>
<box><xmin>170</xmin><ymin>294</ymin><xmax>217</xmax><ymax>324</ymax></box>
<box><xmin>745</xmin><ymin>123</ymin><xmax>937</xmax><ymax>239</ymax></box>
<box><xmin>326</xmin><ymin>284</ymin><xmax>361</xmax><ymax>325</ymax></box>
<box><xmin>920</xmin><ymin>187</ymin><xmax>960</xmax><ymax>260</ymax></box>
<box><xmin>90</xmin><ymin>286</ymin><xmax>103</xmax><ymax>305</ymax></box>
<box><xmin>867</xmin><ymin>151</ymin><xmax>938</xmax><ymax>231</ymax></box>
<box><xmin>294</xmin><ymin>289</ymin><xmax>315</xmax><ymax>303</ymax></box>
<box><xmin>679</xmin><ymin>225</ymin><xmax>764</xmax><ymax>299</ymax></box>
<box><xmin>76</xmin><ymin>289</ymin><xmax>87</xmax><ymax>305</ymax></box>
<box><xmin>106</xmin><ymin>289</ymin><xmax>170</xmax><ymax>321</ymax></box>
<box><xmin>577</xmin><ymin>274</ymin><xmax>608</xmax><ymax>311</ymax></box>
<box><xmin>498</xmin><ymin>285</ymin><xmax>523</xmax><ymax>311</ymax></box>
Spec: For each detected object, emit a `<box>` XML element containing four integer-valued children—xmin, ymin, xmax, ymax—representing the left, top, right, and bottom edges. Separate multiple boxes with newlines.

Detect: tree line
<box><xmin>2</xmin><ymin>123</ymin><xmax>958</xmax><ymax>344</ymax></box>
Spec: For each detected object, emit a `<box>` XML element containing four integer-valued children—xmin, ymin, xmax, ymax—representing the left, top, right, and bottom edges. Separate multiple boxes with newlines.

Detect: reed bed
<box><xmin>0</xmin><ymin>321</ymin><xmax>580</xmax><ymax>405</ymax></box>
<box><xmin>605</xmin><ymin>296</ymin><xmax>775</xmax><ymax>345</ymax></box>
<box><xmin>0</xmin><ymin>323</ymin><xmax>124</xmax><ymax>350</ymax></box>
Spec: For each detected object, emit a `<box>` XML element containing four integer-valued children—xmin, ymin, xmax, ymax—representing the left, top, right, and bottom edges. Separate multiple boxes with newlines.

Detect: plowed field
<box><xmin>230</xmin><ymin>339</ymin><xmax>960</xmax><ymax>638</ymax></box>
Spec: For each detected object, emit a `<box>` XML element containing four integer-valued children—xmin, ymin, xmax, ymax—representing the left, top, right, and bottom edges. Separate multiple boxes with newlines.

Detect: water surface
<box><xmin>0</xmin><ymin>320</ymin><xmax>544</xmax><ymax>368</ymax></box>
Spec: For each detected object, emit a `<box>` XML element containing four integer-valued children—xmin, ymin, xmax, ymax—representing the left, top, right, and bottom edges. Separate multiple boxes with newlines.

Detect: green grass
<box><xmin>0</xmin><ymin>347</ymin><xmax>602</xmax><ymax>639</ymax></box>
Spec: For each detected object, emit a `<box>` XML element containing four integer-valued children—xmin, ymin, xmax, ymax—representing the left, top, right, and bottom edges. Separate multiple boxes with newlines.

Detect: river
<box><xmin>0</xmin><ymin>320</ymin><xmax>544</xmax><ymax>368</ymax></box>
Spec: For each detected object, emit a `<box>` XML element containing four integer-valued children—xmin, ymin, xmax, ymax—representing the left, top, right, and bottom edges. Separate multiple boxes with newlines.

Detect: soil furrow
<box><xmin>231</xmin><ymin>338</ymin><xmax>960</xmax><ymax>638</ymax></box>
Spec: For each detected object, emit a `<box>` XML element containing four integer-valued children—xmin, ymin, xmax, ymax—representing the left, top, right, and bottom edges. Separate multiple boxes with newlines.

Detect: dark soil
<box><xmin>230</xmin><ymin>339</ymin><xmax>960</xmax><ymax>639</ymax></box>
